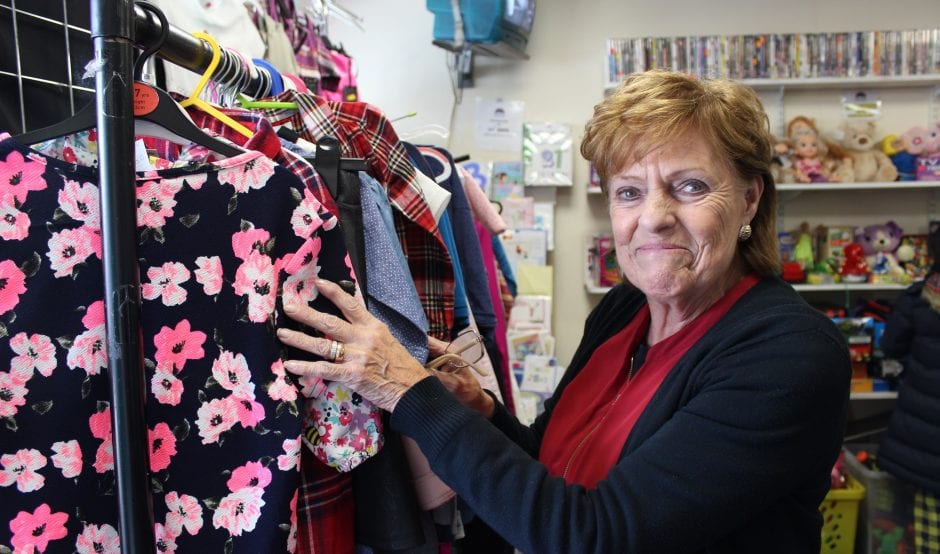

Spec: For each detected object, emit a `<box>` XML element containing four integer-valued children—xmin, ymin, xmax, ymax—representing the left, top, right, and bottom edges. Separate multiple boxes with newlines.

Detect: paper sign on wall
<box><xmin>475</xmin><ymin>98</ymin><xmax>525</xmax><ymax>152</ymax></box>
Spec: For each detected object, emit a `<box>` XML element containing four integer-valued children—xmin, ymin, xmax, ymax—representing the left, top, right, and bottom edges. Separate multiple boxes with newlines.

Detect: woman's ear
<box><xmin>744</xmin><ymin>176</ymin><xmax>764</xmax><ymax>219</ymax></box>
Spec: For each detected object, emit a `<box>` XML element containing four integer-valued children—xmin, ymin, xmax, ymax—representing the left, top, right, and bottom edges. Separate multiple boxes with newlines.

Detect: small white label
<box><xmin>134</xmin><ymin>139</ymin><xmax>154</xmax><ymax>172</ymax></box>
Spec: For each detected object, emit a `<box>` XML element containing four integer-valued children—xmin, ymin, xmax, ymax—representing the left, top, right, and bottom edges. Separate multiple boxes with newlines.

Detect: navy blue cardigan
<box><xmin>878</xmin><ymin>277</ymin><xmax>940</xmax><ymax>495</ymax></box>
<box><xmin>392</xmin><ymin>276</ymin><xmax>851</xmax><ymax>553</ymax></box>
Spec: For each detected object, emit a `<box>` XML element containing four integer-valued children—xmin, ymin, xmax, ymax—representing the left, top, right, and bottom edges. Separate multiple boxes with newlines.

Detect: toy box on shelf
<box><xmin>819</xmin><ymin>475</ymin><xmax>866</xmax><ymax>554</ymax></box>
<box><xmin>830</xmin><ymin>317</ymin><xmax>892</xmax><ymax>393</ymax></box>
<box><xmin>842</xmin><ymin>444</ymin><xmax>916</xmax><ymax>554</ymax></box>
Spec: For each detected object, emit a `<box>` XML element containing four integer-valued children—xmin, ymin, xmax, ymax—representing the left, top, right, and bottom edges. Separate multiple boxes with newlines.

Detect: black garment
<box><xmin>878</xmin><ymin>275</ymin><xmax>940</xmax><ymax>495</ymax></box>
<box><xmin>353</xmin><ymin>420</ymin><xmax>428</xmax><ymax>551</ymax></box>
<box><xmin>334</xmin><ymin>168</ymin><xmax>367</xmax><ymax>296</ymax></box>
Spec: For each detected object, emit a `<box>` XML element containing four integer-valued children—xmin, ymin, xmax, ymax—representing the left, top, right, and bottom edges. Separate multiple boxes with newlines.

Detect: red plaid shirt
<box><xmin>259</xmin><ymin>92</ymin><xmax>455</xmax><ymax>339</ymax></box>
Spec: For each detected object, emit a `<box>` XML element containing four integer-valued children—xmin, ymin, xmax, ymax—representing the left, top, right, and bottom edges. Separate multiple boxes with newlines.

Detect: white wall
<box><xmin>330</xmin><ymin>0</ymin><xmax>940</xmax><ymax>365</ymax></box>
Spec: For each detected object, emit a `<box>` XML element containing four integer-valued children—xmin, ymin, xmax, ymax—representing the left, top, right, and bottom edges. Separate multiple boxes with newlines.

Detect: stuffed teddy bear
<box><xmin>854</xmin><ymin>220</ymin><xmax>906</xmax><ymax>277</ymax></box>
<box><xmin>835</xmin><ymin>121</ymin><xmax>899</xmax><ymax>182</ymax></box>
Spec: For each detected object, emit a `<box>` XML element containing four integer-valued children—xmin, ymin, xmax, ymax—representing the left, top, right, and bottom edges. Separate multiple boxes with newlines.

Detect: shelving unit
<box><xmin>604</xmin><ymin>75</ymin><xmax>940</xmax><ymax>95</ymax></box>
<box><xmin>778</xmin><ymin>181</ymin><xmax>940</xmax><ymax>192</ymax></box>
<box><xmin>741</xmin><ymin>74</ymin><xmax>940</xmax><ymax>91</ymax></box>
<box><xmin>585</xmin><ymin>283</ymin><xmax>912</xmax><ymax>295</ymax></box>
<box><xmin>850</xmin><ymin>391</ymin><xmax>898</xmax><ymax>400</ymax></box>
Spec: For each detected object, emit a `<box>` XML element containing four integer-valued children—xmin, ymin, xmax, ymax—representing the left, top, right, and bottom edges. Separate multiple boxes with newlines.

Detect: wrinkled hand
<box><xmin>277</xmin><ymin>279</ymin><xmax>429</xmax><ymax>412</ymax></box>
<box><xmin>427</xmin><ymin>336</ymin><xmax>494</xmax><ymax>418</ymax></box>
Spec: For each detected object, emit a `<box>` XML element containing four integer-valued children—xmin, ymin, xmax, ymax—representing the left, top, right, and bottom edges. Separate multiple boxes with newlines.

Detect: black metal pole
<box><xmin>90</xmin><ymin>0</ymin><xmax>154</xmax><ymax>551</ymax></box>
<box><xmin>133</xmin><ymin>5</ymin><xmax>267</xmax><ymax>94</ymax></box>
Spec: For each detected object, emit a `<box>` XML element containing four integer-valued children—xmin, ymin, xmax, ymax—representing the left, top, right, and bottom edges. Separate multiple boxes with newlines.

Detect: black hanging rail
<box><xmin>134</xmin><ymin>4</ymin><xmax>269</xmax><ymax>96</ymax></box>
<box><xmin>90</xmin><ymin>0</ymin><xmax>155</xmax><ymax>551</ymax></box>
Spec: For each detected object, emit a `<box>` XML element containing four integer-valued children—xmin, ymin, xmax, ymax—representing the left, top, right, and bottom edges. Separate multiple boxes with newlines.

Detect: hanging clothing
<box><xmin>252</xmin><ymin>10</ymin><xmax>301</xmax><ymax>77</ymax></box>
<box><xmin>319</xmin><ymin>48</ymin><xmax>359</xmax><ymax>103</ymax></box>
<box><xmin>476</xmin><ymin>221</ymin><xmax>515</xmax><ymax>413</ymax></box>
<box><xmin>59</xmin><ymin>117</ymin><xmax>387</xmax><ymax>474</ymax></box>
<box><xmin>0</xmin><ymin>136</ymin><xmax>355</xmax><ymax>552</ymax></box>
<box><xmin>415</xmin><ymin>146</ymin><xmax>497</xmax><ymax>332</ymax></box>
<box><xmin>404</xmin><ymin>144</ymin><xmax>468</xmax><ymax>331</ymax></box>
<box><xmin>359</xmin><ymin>172</ymin><xmax>429</xmax><ymax>363</ymax></box>
<box><xmin>257</xmin><ymin>91</ymin><xmax>455</xmax><ymax>339</ymax></box>
<box><xmin>182</xmin><ymin>108</ymin><xmax>339</xmax><ymax>214</ymax></box>
<box><xmin>457</xmin><ymin>165</ymin><xmax>507</xmax><ymax>235</ymax></box>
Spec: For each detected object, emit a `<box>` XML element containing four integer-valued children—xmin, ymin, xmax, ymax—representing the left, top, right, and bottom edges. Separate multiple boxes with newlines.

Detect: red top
<box><xmin>539</xmin><ymin>275</ymin><xmax>759</xmax><ymax>488</ymax></box>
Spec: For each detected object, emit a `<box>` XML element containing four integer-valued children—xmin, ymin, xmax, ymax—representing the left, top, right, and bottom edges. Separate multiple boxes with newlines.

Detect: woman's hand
<box><xmin>427</xmin><ymin>336</ymin><xmax>495</xmax><ymax>418</ymax></box>
<box><xmin>277</xmin><ymin>279</ymin><xmax>429</xmax><ymax>412</ymax></box>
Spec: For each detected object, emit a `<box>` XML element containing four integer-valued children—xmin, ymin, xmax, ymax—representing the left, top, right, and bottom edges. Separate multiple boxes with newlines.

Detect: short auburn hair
<box><xmin>581</xmin><ymin>70</ymin><xmax>779</xmax><ymax>277</ymax></box>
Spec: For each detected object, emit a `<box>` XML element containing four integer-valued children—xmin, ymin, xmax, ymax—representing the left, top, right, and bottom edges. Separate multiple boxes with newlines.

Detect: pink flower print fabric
<box><xmin>9</xmin><ymin>503</ymin><xmax>69</xmax><ymax>552</ymax></box>
<box><xmin>0</xmin><ymin>136</ymin><xmax>370</xmax><ymax>552</ymax></box>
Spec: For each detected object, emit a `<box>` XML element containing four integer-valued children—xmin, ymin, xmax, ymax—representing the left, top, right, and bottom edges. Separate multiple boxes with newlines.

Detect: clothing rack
<box><xmin>5</xmin><ymin>2</ymin><xmax>359</xmax><ymax>547</ymax></box>
<box><xmin>89</xmin><ymin>0</ymin><xmax>153</xmax><ymax>551</ymax></box>
<box><xmin>91</xmin><ymin>1</ymin><xmax>289</xmax><ymax>550</ymax></box>
<box><xmin>134</xmin><ymin>3</ymin><xmax>271</xmax><ymax>97</ymax></box>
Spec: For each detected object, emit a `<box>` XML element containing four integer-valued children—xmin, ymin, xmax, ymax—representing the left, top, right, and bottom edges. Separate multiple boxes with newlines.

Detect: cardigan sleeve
<box><xmin>391</xmin><ymin>289</ymin><xmax>850</xmax><ymax>554</ymax></box>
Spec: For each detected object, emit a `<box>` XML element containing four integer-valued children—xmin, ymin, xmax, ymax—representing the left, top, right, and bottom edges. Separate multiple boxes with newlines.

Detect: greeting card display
<box><xmin>491</xmin><ymin>161</ymin><xmax>525</xmax><ymax>200</ymax></box>
<box><xmin>523</xmin><ymin>122</ymin><xmax>573</xmax><ymax>186</ymax></box>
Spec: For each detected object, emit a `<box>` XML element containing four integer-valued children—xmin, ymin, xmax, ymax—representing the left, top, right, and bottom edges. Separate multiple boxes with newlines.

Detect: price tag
<box><xmin>133</xmin><ymin>82</ymin><xmax>159</xmax><ymax>116</ymax></box>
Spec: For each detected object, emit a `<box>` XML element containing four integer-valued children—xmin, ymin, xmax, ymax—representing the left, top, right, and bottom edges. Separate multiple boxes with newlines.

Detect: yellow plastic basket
<box><xmin>820</xmin><ymin>476</ymin><xmax>866</xmax><ymax>553</ymax></box>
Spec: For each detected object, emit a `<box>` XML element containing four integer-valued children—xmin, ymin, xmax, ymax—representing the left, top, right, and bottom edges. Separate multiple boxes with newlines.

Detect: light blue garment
<box><xmin>360</xmin><ymin>172</ymin><xmax>430</xmax><ymax>363</ymax></box>
<box><xmin>491</xmin><ymin>234</ymin><xmax>518</xmax><ymax>297</ymax></box>
<box><xmin>437</xmin><ymin>210</ymin><xmax>470</xmax><ymax>331</ymax></box>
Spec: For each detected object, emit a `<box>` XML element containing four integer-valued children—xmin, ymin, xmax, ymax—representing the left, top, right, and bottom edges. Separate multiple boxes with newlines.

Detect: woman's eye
<box><xmin>676</xmin><ymin>179</ymin><xmax>707</xmax><ymax>194</ymax></box>
<box><xmin>613</xmin><ymin>186</ymin><xmax>640</xmax><ymax>201</ymax></box>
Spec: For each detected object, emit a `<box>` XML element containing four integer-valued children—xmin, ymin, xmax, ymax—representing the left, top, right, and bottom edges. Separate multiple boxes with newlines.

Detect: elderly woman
<box><xmin>277</xmin><ymin>70</ymin><xmax>851</xmax><ymax>553</ymax></box>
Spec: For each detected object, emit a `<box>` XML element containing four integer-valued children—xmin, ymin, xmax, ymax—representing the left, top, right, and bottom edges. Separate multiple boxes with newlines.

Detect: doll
<box><xmin>792</xmin><ymin>131</ymin><xmax>827</xmax><ymax>183</ymax></box>
<box><xmin>782</xmin><ymin>115</ymin><xmax>853</xmax><ymax>183</ymax></box>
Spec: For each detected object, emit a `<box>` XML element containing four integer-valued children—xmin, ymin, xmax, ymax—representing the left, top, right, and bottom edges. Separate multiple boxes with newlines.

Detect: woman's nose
<box><xmin>638</xmin><ymin>190</ymin><xmax>676</xmax><ymax>231</ymax></box>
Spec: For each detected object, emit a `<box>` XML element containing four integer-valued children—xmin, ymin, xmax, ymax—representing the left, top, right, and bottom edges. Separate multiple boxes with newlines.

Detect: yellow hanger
<box><xmin>179</xmin><ymin>31</ymin><xmax>253</xmax><ymax>138</ymax></box>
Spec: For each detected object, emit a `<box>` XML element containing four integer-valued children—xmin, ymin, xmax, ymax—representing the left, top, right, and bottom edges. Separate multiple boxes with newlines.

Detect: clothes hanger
<box><xmin>14</xmin><ymin>2</ymin><xmax>244</xmax><ymax>159</ymax></box>
<box><xmin>234</xmin><ymin>57</ymin><xmax>299</xmax><ymax>109</ymax></box>
<box><xmin>398</xmin><ymin>123</ymin><xmax>451</xmax><ymax>142</ymax></box>
<box><xmin>237</xmin><ymin>95</ymin><xmax>298</xmax><ymax>109</ymax></box>
<box><xmin>178</xmin><ymin>31</ymin><xmax>254</xmax><ymax>139</ymax></box>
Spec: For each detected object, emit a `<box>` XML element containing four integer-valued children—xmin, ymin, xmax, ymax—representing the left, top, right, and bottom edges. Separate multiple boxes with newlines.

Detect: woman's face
<box><xmin>607</xmin><ymin>131</ymin><xmax>762</xmax><ymax>309</ymax></box>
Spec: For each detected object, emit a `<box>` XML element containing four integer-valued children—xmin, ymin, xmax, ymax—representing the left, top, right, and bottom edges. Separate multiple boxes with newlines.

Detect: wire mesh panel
<box><xmin>0</xmin><ymin>0</ymin><xmax>93</xmax><ymax>134</ymax></box>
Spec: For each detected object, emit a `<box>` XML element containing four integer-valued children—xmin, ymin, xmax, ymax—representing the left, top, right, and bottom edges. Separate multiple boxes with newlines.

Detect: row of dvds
<box><xmin>606</xmin><ymin>29</ymin><xmax>940</xmax><ymax>86</ymax></box>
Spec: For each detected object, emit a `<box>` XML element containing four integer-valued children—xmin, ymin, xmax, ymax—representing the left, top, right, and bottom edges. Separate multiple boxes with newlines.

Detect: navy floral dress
<box><xmin>0</xmin><ymin>136</ymin><xmax>365</xmax><ymax>553</ymax></box>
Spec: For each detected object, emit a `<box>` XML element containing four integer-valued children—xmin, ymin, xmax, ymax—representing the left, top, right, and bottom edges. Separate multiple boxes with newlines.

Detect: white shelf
<box><xmin>587</xmin><ymin>186</ymin><xmax>603</xmax><ymax>195</ymax></box>
<box><xmin>593</xmin><ymin>283</ymin><xmax>906</xmax><ymax>294</ymax></box>
<box><xmin>850</xmin><ymin>391</ymin><xmax>898</xmax><ymax>400</ymax></box>
<box><xmin>741</xmin><ymin>74</ymin><xmax>940</xmax><ymax>90</ymax></box>
<box><xmin>792</xmin><ymin>283</ymin><xmax>908</xmax><ymax>292</ymax></box>
<box><xmin>778</xmin><ymin>181</ymin><xmax>940</xmax><ymax>192</ymax></box>
<box><xmin>604</xmin><ymin>75</ymin><xmax>940</xmax><ymax>95</ymax></box>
